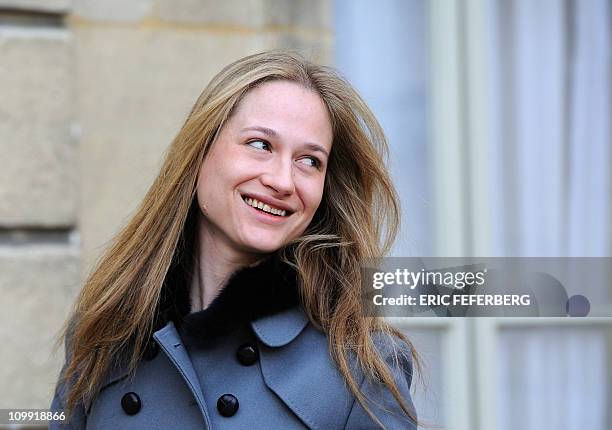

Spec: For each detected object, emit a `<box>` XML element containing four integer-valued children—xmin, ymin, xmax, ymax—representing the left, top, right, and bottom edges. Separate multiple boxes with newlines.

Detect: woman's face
<box><xmin>196</xmin><ymin>80</ymin><xmax>333</xmax><ymax>256</ymax></box>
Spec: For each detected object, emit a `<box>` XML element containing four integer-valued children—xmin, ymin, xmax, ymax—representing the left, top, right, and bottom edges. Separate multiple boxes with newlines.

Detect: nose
<box><xmin>260</xmin><ymin>158</ymin><xmax>295</xmax><ymax>196</ymax></box>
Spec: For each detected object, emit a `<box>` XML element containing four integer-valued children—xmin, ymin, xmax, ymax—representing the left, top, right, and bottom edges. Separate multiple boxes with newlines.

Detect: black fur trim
<box><xmin>176</xmin><ymin>253</ymin><xmax>300</xmax><ymax>347</ymax></box>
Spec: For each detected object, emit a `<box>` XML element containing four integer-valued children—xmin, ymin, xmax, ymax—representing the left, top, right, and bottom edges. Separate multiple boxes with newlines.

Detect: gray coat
<box><xmin>50</xmin><ymin>257</ymin><xmax>417</xmax><ymax>429</ymax></box>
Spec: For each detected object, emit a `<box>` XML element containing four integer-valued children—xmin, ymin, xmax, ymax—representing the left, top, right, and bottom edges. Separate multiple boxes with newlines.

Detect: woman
<box><xmin>51</xmin><ymin>50</ymin><xmax>420</xmax><ymax>429</ymax></box>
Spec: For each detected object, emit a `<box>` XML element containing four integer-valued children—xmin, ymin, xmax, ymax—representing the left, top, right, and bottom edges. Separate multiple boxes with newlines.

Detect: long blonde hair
<box><xmin>59</xmin><ymin>50</ymin><xmax>420</xmax><ymax>428</ymax></box>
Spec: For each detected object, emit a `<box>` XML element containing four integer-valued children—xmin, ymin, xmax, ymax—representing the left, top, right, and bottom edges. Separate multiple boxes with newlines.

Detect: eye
<box><xmin>298</xmin><ymin>156</ymin><xmax>321</xmax><ymax>169</ymax></box>
<box><xmin>247</xmin><ymin>139</ymin><xmax>271</xmax><ymax>151</ymax></box>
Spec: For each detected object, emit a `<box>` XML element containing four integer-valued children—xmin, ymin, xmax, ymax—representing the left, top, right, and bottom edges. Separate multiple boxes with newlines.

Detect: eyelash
<box><xmin>246</xmin><ymin>139</ymin><xmax>322</xmax><ymax>169</ymax></box>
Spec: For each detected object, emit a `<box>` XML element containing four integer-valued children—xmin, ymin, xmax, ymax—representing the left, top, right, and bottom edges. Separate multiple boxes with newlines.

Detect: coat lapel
<box><xmin>154</xmin><ymin>321</ymin><xmax>213</xmax><ymax>429</ymax></box>
<box><xmin>251</xmin><ymin>307</ymin><xmax>355</xmax><ymax>430</ymax></box>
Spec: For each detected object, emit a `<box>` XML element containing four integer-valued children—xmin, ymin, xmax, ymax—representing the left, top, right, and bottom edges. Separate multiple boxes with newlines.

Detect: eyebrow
<box><xmin>240</xmin><ymin>125</ymin><xmax>330</xmax><ymax>158</ymax></box>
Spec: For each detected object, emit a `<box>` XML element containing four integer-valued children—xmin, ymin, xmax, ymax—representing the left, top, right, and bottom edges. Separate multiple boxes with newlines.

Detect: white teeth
<box><xmin>243</xmin><ymin>196</ymin><xmax>288</xmax><ymax>217</ymax></box>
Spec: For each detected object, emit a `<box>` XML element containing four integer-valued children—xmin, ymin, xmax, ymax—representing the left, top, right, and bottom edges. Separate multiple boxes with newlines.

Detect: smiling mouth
<box><xmin>242</xmin><ymin>196</ymin><xmax>291</xmax><ymax>217</ymax></box>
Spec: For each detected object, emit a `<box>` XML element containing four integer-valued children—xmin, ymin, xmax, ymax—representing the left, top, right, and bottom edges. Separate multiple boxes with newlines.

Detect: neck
<box><xmin>191</xmin><ymin>214</ymin><xmax>265</xmax><ymax>312</ymax></box>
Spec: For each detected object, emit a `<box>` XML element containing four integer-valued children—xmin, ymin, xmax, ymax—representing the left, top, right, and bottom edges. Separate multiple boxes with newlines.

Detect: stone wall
<box><xmin>0</xmin><ymin>0</ymin><xmax>332</xmax><ymax>411</ymax></box>
<box><xmin>0</xmin><ymin>0</ymin><xmax>79</xmax><ymax>413</ymax></box>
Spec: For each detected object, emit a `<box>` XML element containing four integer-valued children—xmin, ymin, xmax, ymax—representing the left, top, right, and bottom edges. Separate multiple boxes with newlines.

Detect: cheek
<box><xmin>196</xmin><ymin>158</ymin><xmax>223</xmax><ymax>210</ymax></box>
<box><xmin>196</xmin><ymin>173</ymin><xmax>213</xmax><ymax>215</ymax></box>
<box><xmin>300</xmin><ymin>178</ymin><xmax>327</xmax><ymax>216</ymax></box>
<box><xmin>196</xmin><ymin>149</ymin><xmax>253</xmax><ymax>214</ymax></box>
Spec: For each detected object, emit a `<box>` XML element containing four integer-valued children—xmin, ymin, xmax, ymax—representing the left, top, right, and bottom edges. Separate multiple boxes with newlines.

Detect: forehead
<box><xmin>228</xmin><ymin>80</ymin><xmax>333</xmax><ymax>149</ymax></box>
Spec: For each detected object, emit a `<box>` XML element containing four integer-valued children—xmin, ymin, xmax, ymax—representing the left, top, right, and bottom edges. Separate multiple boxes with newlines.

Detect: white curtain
<box><xmin>498</xmin><ymin>327</ymin><xmax>608</xmax><ymax>430</ymax></box>
<box><xmin>489</xmin><ymin>0</ymin><xmax>611</xmax><ymax>258</ymax></box>
<box><xmin>489</xmin><ymin>0</ymin><xmax>611</xmax><ymax>428</ymax></box>
<box><xmin>566</xmin><ymin>0</ymin><xmax>611</xmax><ymax>257</ymax></box>
<box><xmin>335</xmin><ymin>0</ymin><xmax>611</xmax><ymax>428</ymax></box>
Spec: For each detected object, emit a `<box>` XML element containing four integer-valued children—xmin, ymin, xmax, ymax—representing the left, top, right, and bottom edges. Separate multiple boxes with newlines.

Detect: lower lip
<box><xmin>242</xmin><ymin>198</ymin><xmax>290</xmax><ymax>225</ymax></box>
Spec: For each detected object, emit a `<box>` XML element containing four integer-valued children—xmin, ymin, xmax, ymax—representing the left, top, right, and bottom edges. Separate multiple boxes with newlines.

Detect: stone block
<box><xmin>153</xmin><ymin>0</ymin><xmax>332</xmax><ymax>30</ymax></box>
<box><xmin>72</xmin><ymin>0</ymin><xmax>152</xmax><ymax>22</ymax></box>
<box><xmin>260</xmin><ymin>30</ymin><xmax>334</xmax><ymax>65</ymax></box>
<box><xmin>0</xmin><ymin>245</ymin><xmax>80</xmax><ymax>408</ymax></box>
<box><xmin>264</xmin><ymin>0</ymin><xmax>332</xmax><ymax>30</ymax></box>
<box><xmin>0</xmin><ymin>28</ymin><xmax>77</xmax><ymax>227</ymax></box>
<box><xmin>0</xmin><ymin>0</ymin><xmax>72</xmax><ymax>13</ymax></box>
<box><xmin>155</xmin><ymin>0</ymin><xmax>265</xmax><ymax>27</ymax></box>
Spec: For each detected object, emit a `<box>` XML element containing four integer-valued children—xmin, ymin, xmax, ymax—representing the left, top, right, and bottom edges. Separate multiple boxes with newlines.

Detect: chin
<box><xmin>247</xmin><ymin>244</ymin><xmax>285</xmax><ymax>255</ymax></box>
<box><xmin>241</xmin><ymin>238</ymin><xmax>287</xmax><ymax>254</ymax></box>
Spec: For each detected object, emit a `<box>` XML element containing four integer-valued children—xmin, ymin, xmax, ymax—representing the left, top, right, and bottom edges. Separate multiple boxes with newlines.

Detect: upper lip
<box><xmin>241</xmin><ymin>192</ymin><xmax>295</xmax><ymax>213</ymax></box>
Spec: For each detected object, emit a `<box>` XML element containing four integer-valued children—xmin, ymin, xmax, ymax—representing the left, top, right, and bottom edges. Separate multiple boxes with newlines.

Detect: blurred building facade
<box><xmin>1</xmin><ymin>0</ymin><xmax>611</xmax><ymax>429</ymax></box>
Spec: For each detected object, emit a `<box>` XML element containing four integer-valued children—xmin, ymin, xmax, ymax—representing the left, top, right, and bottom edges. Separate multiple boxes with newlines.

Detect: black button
<box><xmin>236</xmin><ymin>343</ymin><xmax>259</xmax><ymax>366</ymax></box>
<box><xmin>121</xmin><ymin>392</ymin><xmax>141</xmax><ymax>415</ymax></box>
<box><xmin>217</xmin><ymin>394</ymin><xmax>239</xmax><ymax>417</ymax></box>
<box><xmin>143</xmin><ymin>339</ymin><xmax>159</xmax><ymax>360</ymax></box>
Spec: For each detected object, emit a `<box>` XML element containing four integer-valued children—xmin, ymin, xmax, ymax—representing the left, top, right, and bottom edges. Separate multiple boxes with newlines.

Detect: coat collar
<box><xmin>250</xmin><ymin>305</ymin><xmax>309</xmax><ymax>347</ymax></box>
<box><xmin>172</xmin><ymin>252</ymin><xmax>308</xmax><ymax>348</ymax></box>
